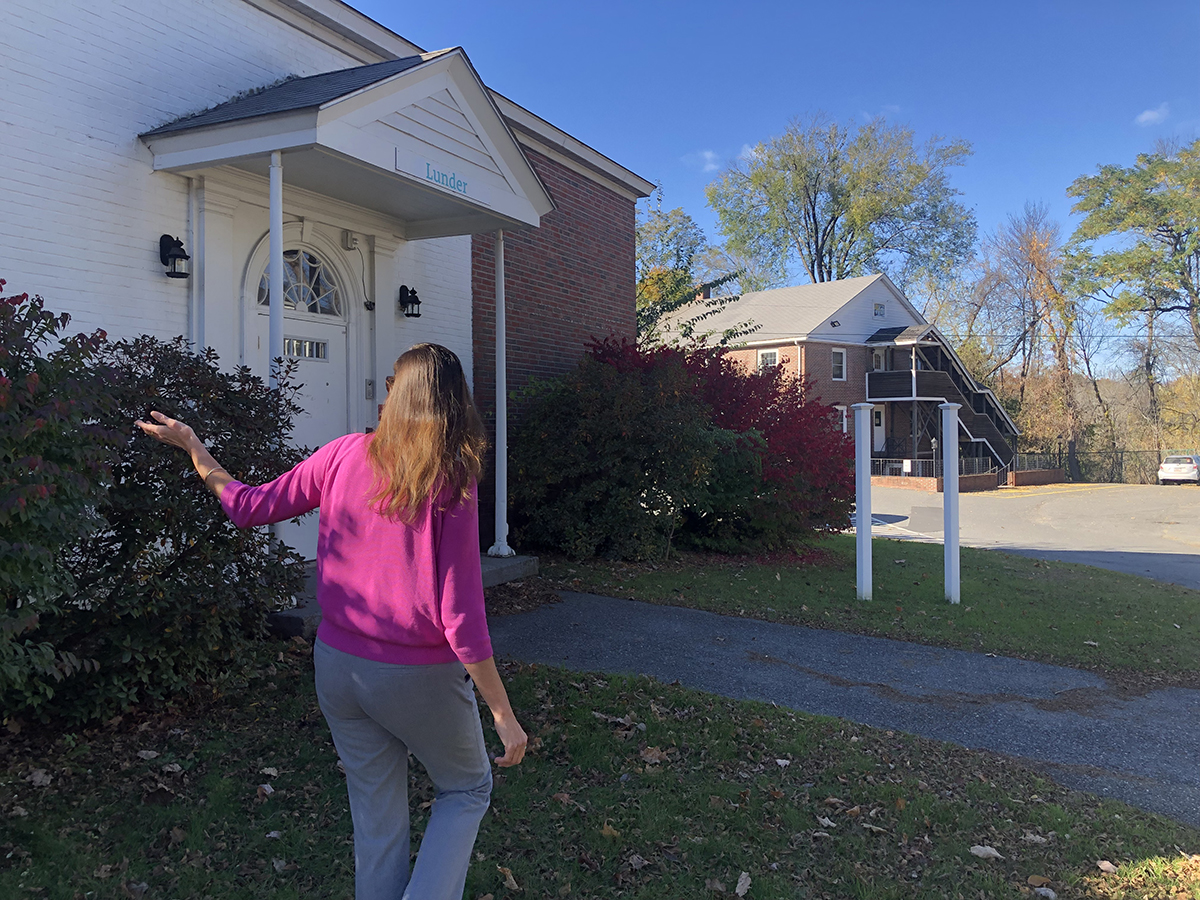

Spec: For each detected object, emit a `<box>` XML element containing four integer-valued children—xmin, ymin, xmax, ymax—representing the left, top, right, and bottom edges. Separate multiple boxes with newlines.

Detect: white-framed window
<box><xmin>872</xmin><ymin>349</ymin><xmax>885</xmax><ymax>371</ymax></box>
<box><xmin>284</xmin><ymin>337</ymin><xmax>328</xmax><ymax>360</ymax></box>
<box><xmin>757</xmin><ymin>348</ymin><xmax>779</xmax><ymax>371</ymax></box>
<box><xmin>834</xmin><ymin>405</ymin><xmax>848</xmax><ymax>433</ymax></box>
<box><xmin>257</xmin><ymin>249</ymin><xmax>343</xmax><ymax>316</ymax></box>
<box><xmin>832</xmin><ymin>348</ymin><xmax>846</xmax><ymax>381</ymax></box>
<box><xmin>874</xmin><ymin>302</ymin><xmax>886</xmax><ymax>318</ymax></box>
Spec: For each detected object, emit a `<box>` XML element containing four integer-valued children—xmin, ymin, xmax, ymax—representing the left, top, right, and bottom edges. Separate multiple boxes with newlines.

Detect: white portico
<box><xmin>140</xmin><ymin>48</ymin><xmax>553</xmax><ymax>557</ymax></box>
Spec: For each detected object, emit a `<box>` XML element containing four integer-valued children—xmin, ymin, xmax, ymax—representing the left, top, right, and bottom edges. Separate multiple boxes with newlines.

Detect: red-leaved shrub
<box><xmin>513</xmin><ymin>337</ymin><xmax>853</xmax><ymax>558</ymax></box>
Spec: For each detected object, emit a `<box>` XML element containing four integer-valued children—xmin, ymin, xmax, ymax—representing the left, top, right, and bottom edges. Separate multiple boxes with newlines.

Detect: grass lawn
<box><xmin>2</xmin><ymin>638</ymin><xmax>1199</xmax><ymax>899</ymax></box>
<box><xmin>538</xmin><ymin>535</ymin><xmax>1200</xmax><ymax>687</ymax></box>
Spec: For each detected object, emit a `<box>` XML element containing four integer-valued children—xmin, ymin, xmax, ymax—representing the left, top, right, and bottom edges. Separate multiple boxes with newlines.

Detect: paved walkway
<box><xmin>489</xmin><ymin>592</ymin><xmax>1200</xmax><ymax>829</ymax></box>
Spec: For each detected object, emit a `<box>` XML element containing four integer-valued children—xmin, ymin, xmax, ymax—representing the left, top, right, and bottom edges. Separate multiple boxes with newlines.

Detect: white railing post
<box><xmin>852</xmin><ymin>402</ymin><xmax>874</xmax><ymax>600</ymax></box>
<box><xmin>488</xmin><ymin>230</ymin><xmax>514</xmax><ymax>558</ymax></box>
<box><xmin>940</xmin><ymin>402</ymin><xmax>961</xmax><ymax>603</ymax></box>
<box><xmin>268</xmin><ymin>151</ymin><xmax>284</xmax><ymax>388</ymax></box>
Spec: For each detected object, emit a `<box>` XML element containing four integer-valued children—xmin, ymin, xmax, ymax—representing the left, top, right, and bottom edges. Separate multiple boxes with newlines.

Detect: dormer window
<box><xmin>874</xmin><ymin>302</ymin><xmax>886</xmax><ymax>318</ymax></box>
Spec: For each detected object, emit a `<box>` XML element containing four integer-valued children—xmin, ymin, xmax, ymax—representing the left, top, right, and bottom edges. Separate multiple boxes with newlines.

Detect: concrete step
<box><xmin>266</xmin><ymin>554</ymin><xmax>539</xmax><ymax>640</ymax></box>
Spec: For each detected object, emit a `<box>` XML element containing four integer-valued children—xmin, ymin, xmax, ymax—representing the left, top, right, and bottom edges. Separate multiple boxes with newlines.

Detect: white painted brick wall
<box><xmin>0</xmin><ymin>0</ymin><xmax>365</xmax><ymax>341</ymax></box>
<box><xmin>393</xmin><ymin>236</ymin><xmax>475</xmax><ymax>389</ymax></box>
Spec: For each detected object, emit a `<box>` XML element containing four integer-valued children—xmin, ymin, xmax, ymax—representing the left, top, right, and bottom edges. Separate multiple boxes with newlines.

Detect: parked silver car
<box><xmin>1158</xmin><ymin>455</ymin><xmax>1200</xmax><ymax>485</ymax></box>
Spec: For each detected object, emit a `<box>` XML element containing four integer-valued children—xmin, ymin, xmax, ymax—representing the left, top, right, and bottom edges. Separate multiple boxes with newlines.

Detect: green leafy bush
<box><xmin>1</xmin><ymin>286</ymin><xmax>309</xmax><ymax>724</ymax></box>
<box><xmin>511</xmin><ymin>350</ymin><xmax>726</xmax><ymax>560</ymax></box>
<box><xmin>511</xmin><ymin>338</ymin><xmax>853</xmax><ymax>560</ymax></box>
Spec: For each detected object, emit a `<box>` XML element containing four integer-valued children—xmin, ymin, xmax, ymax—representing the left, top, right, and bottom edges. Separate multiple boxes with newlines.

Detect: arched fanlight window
<box><xmin>257</xmin><ymin>250</ymin><xmax>342</xmax><ymax>316</ymax></box>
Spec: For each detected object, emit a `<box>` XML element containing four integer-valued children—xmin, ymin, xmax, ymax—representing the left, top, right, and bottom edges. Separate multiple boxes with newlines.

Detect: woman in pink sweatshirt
<box><xmin>137</xmin><ymin>343</ymin><xmax>526</xmax><ymax>900</ymax></box>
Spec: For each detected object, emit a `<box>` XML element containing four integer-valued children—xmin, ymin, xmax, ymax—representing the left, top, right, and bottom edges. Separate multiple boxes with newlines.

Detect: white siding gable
<box><xmin>805</xmin><ymin>278</ymin><xmax>924</xmax><ymax>343</ymax></box>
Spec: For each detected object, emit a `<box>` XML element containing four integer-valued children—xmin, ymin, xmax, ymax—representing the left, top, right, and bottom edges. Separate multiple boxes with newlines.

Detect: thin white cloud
<box><xmin>682</xmin><ymin>149</ymin><xmax>721</xmax><ymax>172</ymax></box>
<box><xmin>1135</xmin><ymin>102</ymin><xmax>1169</xmax><ymax>126</ymax></box>
<box><xmin>739</xmin><ymin>143</ymin><xmax>756</xmax><ymax>160</ymax></box>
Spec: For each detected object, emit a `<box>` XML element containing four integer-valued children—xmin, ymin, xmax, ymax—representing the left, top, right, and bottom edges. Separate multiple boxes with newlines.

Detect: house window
<box><xmin>284</xmin><ymin>337</ymin><xmax>328</xmax><ymax>360</ymax></box>
<box><xmin>872</xmin><ymin>349</ymin><xmax>885</xmax><ymax>371</ymax></box>
<box><xmin>834</xmin><ymin>405</ymin><xmax>848</xmax><ymax>433</ymax></box>
<box><xmin>832</xmin><ymin>348</ymin><xmax>846</xmax><ymax>381</ymax></box>
<box><xmin>757</xmin><ymin>349</ymin><xmax>778</xmax><ymax>370</ymax></box>
<box><xmin>874</xmin><ymin>302</ymin><xmax>886</xmax><ymax>318</ymax></box>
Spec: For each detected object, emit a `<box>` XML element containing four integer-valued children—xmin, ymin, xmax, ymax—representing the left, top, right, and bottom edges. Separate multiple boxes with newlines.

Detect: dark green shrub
<box><xmin>511</xmin><ymin>351</ymin><xmax>727</xmax><ymax>560</ymax></box>
<box><xmin>0</xmin><ymin>285</ymin><xmax>122</xmax><ymax>717</ymax></box>
<box><xmin>1</xmin><ymin>286</ymin><xmax>309</xmax><ymax>723</ymax></box>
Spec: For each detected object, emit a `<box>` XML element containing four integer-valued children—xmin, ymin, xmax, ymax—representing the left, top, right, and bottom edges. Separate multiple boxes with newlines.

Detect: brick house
<box><xmin>0</xmin><ymin>0</ymin><xmax>652</xmax><ymax>556</ymax></box>
<box><xmin>675</xmin><ymin>275</ymin><xmax>1019</xmax><ymax>469</ymax></box>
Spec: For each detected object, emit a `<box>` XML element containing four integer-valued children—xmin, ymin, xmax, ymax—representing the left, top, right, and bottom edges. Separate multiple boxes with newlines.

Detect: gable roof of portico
<box><xmin>140</xmin><ymin>48</ymin><xmax>554</xmax><ymax>239</ymax></box>
<box><xmin>142</xmin><ymin>55</ymin><xmax>437</xmax><ymax>137</ymax></box>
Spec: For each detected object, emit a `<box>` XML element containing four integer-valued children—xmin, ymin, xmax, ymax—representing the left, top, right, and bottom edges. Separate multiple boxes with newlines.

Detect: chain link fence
<box><xmin>1015</xmin><ymin>449</ymin><xmax>1200</xmax><ymax>484</ymax></box>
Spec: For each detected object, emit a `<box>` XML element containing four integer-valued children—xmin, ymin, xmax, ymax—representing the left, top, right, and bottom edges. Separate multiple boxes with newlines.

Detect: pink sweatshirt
<box><xmin>219</xmin><ymin>433</ymin><xmax>493</xmax><ymax>666</ymax></box>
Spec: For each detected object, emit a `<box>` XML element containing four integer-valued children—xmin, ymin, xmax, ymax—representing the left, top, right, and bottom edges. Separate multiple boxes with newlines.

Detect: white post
<box><xmin>852</xmin><ymin>402</ymin><xmax>874</xmax><ymax>600</ymax></box>
<box><xmin>488</xmin><ymin>230</ymin><xmax>514</xmax><ymax>557</ymax></box>
<box><xmin>940</xmin><ymin>402</ymin><xmax>961</xmax><ymax>603</ymax></box>
<box><xmin>268</xmin><ymin>151</ymin><xmax>284</xmax><ymax>389</ymax></box>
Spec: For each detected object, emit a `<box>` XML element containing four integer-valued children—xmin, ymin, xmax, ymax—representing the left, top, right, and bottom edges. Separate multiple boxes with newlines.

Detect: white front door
<box><xmin>873</xmin><ymin>408</ymin><xmax>886</xmax><ymax>453</ymax></box>
<box><xmin>249</xmin><ymin>248</ymin><xmax>355</xmax><ymax>560</ymax></box>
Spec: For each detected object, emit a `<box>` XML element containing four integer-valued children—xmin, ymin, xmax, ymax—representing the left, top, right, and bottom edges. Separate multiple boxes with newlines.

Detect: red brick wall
<box><xmin>871</xmin><ymin>474</ymin><xmax>1001</xmax><ymax>492</ymax></box>
<box><xmin>472</xmin><ymin>146</ymin><xmax>636</xmax><ymax>421</ymax></box>
<box><xmin>724</xmin><ymin>345</ymin><xmax>798</xmax><ymax>378</ymax></box>
<box><xmin>797</xmin><ymin>341</ymin><xmax>871</xmax><ymax>407</ymax></box>
<box><xmin>471</xmin><ymin>146</ymin><xmax>638</xmax><ymax>544</ymax></box>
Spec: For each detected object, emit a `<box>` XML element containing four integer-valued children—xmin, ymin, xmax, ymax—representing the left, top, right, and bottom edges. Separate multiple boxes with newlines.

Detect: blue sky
<box><xmin>357</xmin><ymin>0</ymin><xmax>1199</xmax><ymax>256</ymax></box>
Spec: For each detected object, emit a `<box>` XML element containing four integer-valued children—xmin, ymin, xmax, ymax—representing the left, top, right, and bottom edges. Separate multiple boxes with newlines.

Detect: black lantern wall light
<box><xmin>159</xmin><ymin>235</ymin><xmax>190</xmax><ymax>278</ymax></box>
<box><xmin>397</xmin><ymin>284</ymin><xmax>421</xmax><ymax>318</ymax></box>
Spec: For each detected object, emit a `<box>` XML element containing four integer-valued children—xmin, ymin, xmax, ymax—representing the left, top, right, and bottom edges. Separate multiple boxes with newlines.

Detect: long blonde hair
<box><xmin>368</xmin><ymin>343</ymin><xmax>486</xmax><ymax>520</ymax></box>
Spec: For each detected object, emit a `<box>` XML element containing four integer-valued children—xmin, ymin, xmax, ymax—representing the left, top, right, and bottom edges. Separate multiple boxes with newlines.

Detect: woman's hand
<box><xmin>491</xmin><ymin>711</ymin><xmax>528</xmax><ymax>768</ymax></box>
<box><xmin>135</xmin><ymin>411</ymin><xmax>232</xmax><ymax>496</ymax></box>
<box><xmin>463</xmin><ymin>657</ymin><xmax>528</xmax><ymax>767</ymax></box>
<box><xmin>135</xmin><ymin>410</ymin><xmax>201</xmax><ymax>453</ymax></box>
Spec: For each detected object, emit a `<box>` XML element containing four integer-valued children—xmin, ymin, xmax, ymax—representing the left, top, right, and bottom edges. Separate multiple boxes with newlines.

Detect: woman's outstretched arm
<box><xmin>135</xmin><ymin>410</ymin><xmax>234</xmax><ymax>498</ymax></box>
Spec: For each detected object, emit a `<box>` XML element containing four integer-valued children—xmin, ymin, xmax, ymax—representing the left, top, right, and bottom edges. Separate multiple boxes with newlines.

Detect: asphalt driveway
<box><xmin>867</xmin><ymin>482</ymin><xmax>1200</xmax><ymax>590</ymax></box>
<box><xmin>490</xmin><ymin>593</ymin><xmax>1200</xmax><ymax>828</ymax></box>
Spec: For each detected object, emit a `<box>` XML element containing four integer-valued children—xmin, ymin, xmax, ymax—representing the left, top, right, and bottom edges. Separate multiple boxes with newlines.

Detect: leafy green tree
<box><xmin>1067</xmin><ymin>139</ymin><xmax>1200</xmax><ymax>355</ymax></box>
<box><xmin>636</xmin><ymin>202</ymin><xmax>708</xmax><ymax>282</ymax></box>
<box><xmin>635</xmin><ymin>197</ymin><xmax>752</xmax><ymax>346</ymax></box>
<box><xmin>706</xmin><ymin>114</ymin><xmax>976</xmax><ymax>291</ymax></box>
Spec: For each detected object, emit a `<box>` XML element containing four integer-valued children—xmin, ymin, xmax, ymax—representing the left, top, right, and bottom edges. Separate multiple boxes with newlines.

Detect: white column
<box><xmin>488</xmin><ymin>230</ymin><xmax>514</xmax><ymax>557</ymax></box>
<box><xmin>940</xmin><ymin>402</ymin><xmax>962</xmax><ymax>603</ymax></box>
<box><xmin>370</xmin><ymin>235</ymin><xmax>399</xmax><ymax>431</ymax></box>
<box><xmin>852</xmin><ymin>402</ymin><xmax>874</xmax><ymax>600</ymax></box>
<box><xmin>194</xmin><ymin>178</ymin><xmax>241</xmax><ymax>366</ymax></box>
<box><xmin>268</xmin><ymin>151</ymin><xmax>284</xmax><ymax>388</ymax></box>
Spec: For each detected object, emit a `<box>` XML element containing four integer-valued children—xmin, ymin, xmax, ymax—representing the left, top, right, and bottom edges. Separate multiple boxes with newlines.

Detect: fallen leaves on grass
<box><xmin>735</xmin><ymin>870</ymin><xmax>751</xmax><ymax>896</ymax></box>
<box><xmin>484</xmin><ymin>577</ymin><xmax>562</xmax><ymax>616</ymax></box>
<box><xmin>497</xmin><ymin>864</ymin><xmax>521</xmax><ymax>891</ymax></box>
<box><xmin>970</xmin><ymin>845</ymin><xmax>1004</xmax><ymax>860</ymax></box>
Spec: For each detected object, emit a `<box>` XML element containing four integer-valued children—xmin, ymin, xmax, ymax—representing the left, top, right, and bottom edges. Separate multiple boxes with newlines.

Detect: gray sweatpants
<box><xmin>314</xmin><ymin>638</ymin><xmax>493</xmax><ymax>900</ymax></box>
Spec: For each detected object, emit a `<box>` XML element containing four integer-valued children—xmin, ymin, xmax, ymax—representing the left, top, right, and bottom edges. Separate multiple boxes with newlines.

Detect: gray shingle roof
<box><xmin>665</xmin><ymin>274</ymin><xmax>884</xmax><ymax>341</ymax></box>
<box><xmin>141</xmin><ymin>53</ymin><xmax>447</xmax><ymax>137</ymax></box>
